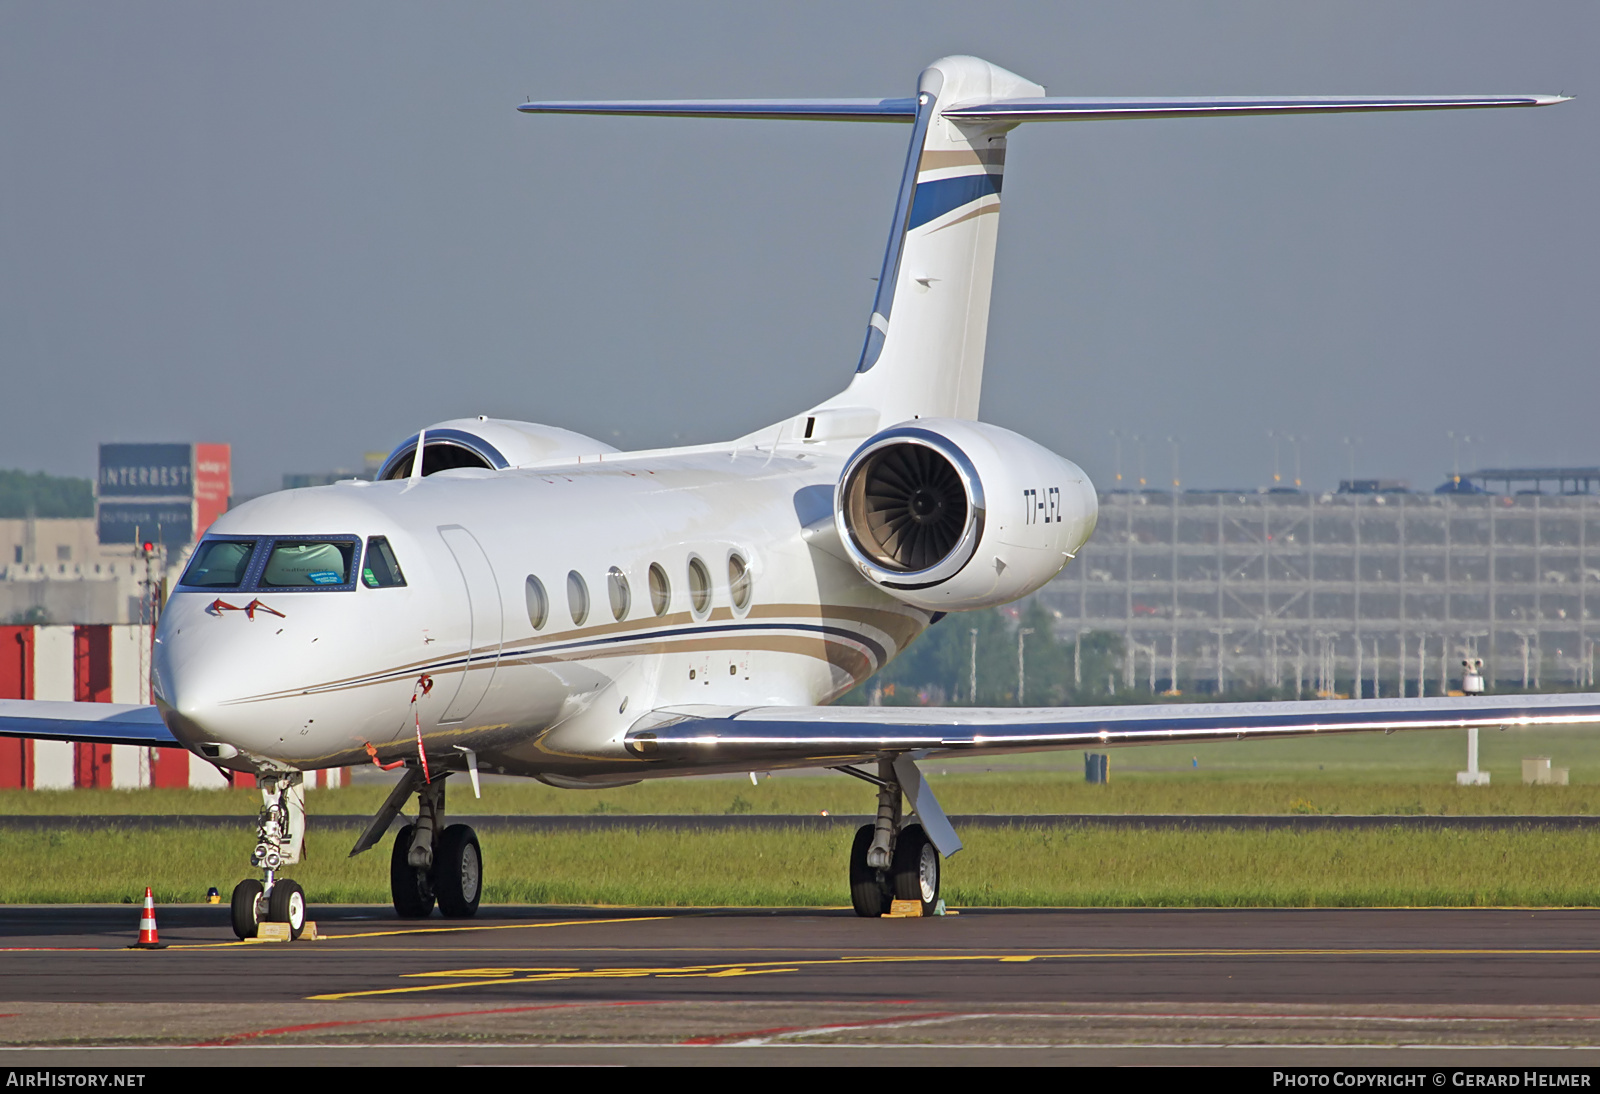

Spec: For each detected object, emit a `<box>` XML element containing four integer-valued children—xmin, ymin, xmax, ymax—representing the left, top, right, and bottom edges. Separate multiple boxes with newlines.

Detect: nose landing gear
<box><xmin>229</xmin><ymin>772</ymin><xmax>308</xmax><ymax>940</ymax></box>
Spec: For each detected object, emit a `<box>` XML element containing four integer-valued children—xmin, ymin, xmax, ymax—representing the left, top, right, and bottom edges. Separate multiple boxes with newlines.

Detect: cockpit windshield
<box><xmin>177</xmin><ymin>534</ymin><xmax>395</xmax><ymax>592</ymax></box>
<box><xmin>260</xmin><ymin>540</ymin><xmax>358</xmax><ymax>588</ymax></box>
<box><xmin>179</xmin><ymin>540</ymin><xmax>257</xmax><ymax>588</ymax></box>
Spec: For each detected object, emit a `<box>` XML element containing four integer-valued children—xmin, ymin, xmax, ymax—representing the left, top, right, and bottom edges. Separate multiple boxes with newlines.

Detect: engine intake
<box><xmin>834</xmin><ymin>419</ymin><xmax>1097</xmax><ymax>611</ymax></box>
<box><xmin>840</xmin><ymin>428</ymin><xmax>984</xmax><ymax>587</ymax></box>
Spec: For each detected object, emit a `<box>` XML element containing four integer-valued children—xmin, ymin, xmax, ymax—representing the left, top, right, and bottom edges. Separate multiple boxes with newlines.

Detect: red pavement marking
<box><xmin>682</xmin><ymin>1010</ymin><xmax>958</xmax><ymax>1045</ymax></box>
<box><xmin>195</xmin><ymin>1000</ymin><xmax>667</xmax><ymax>1047</ymax></box>
<box><xmin>683</xmin><ymin>1007</ymin><xmax>1600</xmax><ymax>1045</ymax></box>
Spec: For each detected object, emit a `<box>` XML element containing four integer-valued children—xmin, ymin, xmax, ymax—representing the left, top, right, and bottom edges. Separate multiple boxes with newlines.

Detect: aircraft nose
<box><xmin>152</xmin><ymin>614</ymin><xmax>273</xmax><ymax>755</ymax></box>
<box><xmin>153</xmin><ymin>629</ymin><xmax>226</xmax><ymax>750</ymax></box>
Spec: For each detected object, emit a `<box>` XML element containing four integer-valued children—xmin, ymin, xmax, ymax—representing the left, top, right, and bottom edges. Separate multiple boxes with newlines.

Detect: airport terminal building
<box><xmin>1033</xmin><ymin>471</ymin><xmax>1600</xmax><ymax>697</ymax></box>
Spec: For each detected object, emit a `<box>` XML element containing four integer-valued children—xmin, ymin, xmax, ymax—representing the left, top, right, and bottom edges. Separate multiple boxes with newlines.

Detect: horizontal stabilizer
<box><xmin>945</xmin><ymin>94</ymin><xmax>1570</xmax><ymax>122</ymax></box>
<box><xmin>520</xmin><ymin>94</ymin><xmax>1566</xmax><ymax>125</ymax></box>
<box><xmin>628</xmin><ymin>692</ymin><xmax>1600</xmax><ymax>767</ymax></box>
<box><xmin>518</xmin><ymin>98</ymin><xmax>916</xmax><ymax>121</ymax></box>
<box><xmin>0</xmin><ymin>700</ymin><xmax>176</xmax><ymax>748</ymax></box>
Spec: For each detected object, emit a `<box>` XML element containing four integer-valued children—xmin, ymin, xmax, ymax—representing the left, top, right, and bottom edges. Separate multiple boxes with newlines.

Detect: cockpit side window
<box><xmin>259</xmin><ymin>540</ymin><xmax>357</xmax><ymax>588</ymax></box>
<box><xmin>362</xmin><ymin>536</ymin><xmax>407</xmax><ymax>588</ymax></box>
<box><xmin>179</xmin><ymin>540</ymin><xmax>257</xmax><ymax>588</ymax></box>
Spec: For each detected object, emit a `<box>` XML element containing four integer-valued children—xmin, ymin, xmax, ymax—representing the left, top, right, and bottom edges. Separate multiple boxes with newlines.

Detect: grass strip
<box><xmin>5</xmin><ymin>825</ymin><xmax>1599</xmax><ymax>908</ymax></box>
<box><xmin>6</xmin><ymin>777</ymin><xmax>1600</xmax><ymax>818</ymax></box>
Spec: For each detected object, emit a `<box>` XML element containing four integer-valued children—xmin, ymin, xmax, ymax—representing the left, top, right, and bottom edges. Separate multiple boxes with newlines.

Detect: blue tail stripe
<box><xmin>855</xmin><ymin>85</ymin><xmax>941</xmax><ymax>374</ymax></box>
<box><xmin>907</xmin><ymin>173</ymin><xmax>1003</xmax><ymax>231</ymax></box>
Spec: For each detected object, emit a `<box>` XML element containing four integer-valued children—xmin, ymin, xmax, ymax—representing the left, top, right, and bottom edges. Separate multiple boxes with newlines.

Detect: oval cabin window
<box><xmin>687</xmin><ymin>556</ymin><xmax>712</xmax><ymax>618</ymax></box>
<box><xmin>728</xmin><ymin>552</ymin><xmax>752</xmax><ymax>613</ymax></box>
<box><xmin>607</xmin><ymin>567</ymin><xmax>631</xmax><ymax>621</ymax></box>
<box><xmin>566</xmin><ymin>570</ymin><xmax>590</xmax><ymax>626</ymax></box>
<box><xmin>525</xmin><ymin>575</ymin><xmax>549</xmax><ymax>630</ymax></box>
<box><xmin>648</xmin><ymin>562</ymin><xmax>671</xmax><ymax>617</ymax></box>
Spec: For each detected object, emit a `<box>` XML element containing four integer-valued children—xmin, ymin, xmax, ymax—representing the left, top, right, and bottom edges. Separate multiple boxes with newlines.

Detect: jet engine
<box><xmin>834</xmin><ymin>419</ymin><xmax>1097</xmax><ymax>611</ymax></box>
<box><xmin>376</xmin><ymin>417</ymin><xmax>618</xmax><ymax>479</ymax></box>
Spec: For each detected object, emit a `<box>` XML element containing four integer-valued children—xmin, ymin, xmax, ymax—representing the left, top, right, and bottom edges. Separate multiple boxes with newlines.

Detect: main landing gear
<box><xmin>348</xmin><ymin>766</ymin><xmax>483</xmax><ymax>919</ymax></box>
<box><xmin>229</xmin><ymin>772</ymin><xmax>309</xmax><ymax>940</ymax></box>
<box><xmin>388</xmin><ymin>774</ymin><xmax>482</xmax><ymax>918</ymax></box>
<box><xmin>844</xmin><ymin>758</ymin><xmax>943</xmax><ymax>917</ymax></box>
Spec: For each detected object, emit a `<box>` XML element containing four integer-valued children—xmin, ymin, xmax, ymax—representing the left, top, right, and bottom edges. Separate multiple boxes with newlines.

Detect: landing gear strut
<box><xmin>844</xmin><ymin>758</ymin><xmax>943</xmax><ymax>917</ymax></box>
<box><xmin>229</xmin><ymin>772</ymin><xmax>308</xmax><ymax>940</ymax></box>
<box><xmin>351</xmin><ymin>767</ymin><xmax>482</xmax><ymax>919</ymax></box>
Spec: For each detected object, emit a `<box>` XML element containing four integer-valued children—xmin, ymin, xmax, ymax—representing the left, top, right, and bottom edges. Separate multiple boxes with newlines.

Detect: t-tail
<box><xmin>834</xmin><ymin>57</ymin><xmax>1042</xmax><ymax>427</ymax></box>
<box><xmin>521</xmin><ymin>59</ymin><xmax>1565</xmax><ymax>435</ymax></box>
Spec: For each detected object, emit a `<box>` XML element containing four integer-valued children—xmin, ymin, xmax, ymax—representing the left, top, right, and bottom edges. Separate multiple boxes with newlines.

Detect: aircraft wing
<box><xmin>0</xmin><ymin>700</ymin><xmax>178</xmax><ymax>748</ymax></box>
<box><xmin>626</xmin><ymin>693</ymin><xmax>1600</xmax><ymax>767</ymax></box>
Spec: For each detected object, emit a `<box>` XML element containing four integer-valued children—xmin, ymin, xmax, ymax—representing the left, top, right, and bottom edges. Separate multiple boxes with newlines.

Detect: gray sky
<box><xmin>2</xmin><ymin>2</ymin><xmax>1594</xmax><ymax>497</ymax></box>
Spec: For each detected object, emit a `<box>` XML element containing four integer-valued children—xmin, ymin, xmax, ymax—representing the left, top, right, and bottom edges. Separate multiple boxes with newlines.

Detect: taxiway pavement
<box><xmin>6</xmin><ymin>904</ymin><xmax>1600</xmax><ymax>1065</ymax></box>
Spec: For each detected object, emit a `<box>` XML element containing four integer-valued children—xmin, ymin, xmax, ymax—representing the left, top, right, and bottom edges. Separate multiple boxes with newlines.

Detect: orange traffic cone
<box><xmin>127</xmin><ymin>887</ymin><xmax>167</xmax><ymax>950</ymax></box>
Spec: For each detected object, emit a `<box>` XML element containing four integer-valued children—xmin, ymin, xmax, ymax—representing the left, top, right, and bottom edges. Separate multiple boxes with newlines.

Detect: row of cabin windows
<box><xmin>524</xmin><ymin>553</ymin><xmax>750</xmax><ymax>631</ymax></box>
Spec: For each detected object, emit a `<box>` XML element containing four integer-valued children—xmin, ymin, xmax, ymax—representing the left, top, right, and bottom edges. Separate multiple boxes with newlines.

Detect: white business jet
<box><xmin>2</xmin><ymin>56</ymin><xmax>1587</xmax><ymax>940</ymax></box>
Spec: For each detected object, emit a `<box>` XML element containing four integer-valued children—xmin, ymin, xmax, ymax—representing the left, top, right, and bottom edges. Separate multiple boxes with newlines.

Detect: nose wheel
<box><xmin>230</xmin><ymin>879</ymin><xmax>265</xmax><ymax>940</ymax></box>
<box><xmin>228</xmin><ymin>772</ymin><xmax>311</xmax><ymax>940</ymax></box>
<box><xmin>268</xmin><ymin>880</ymin><xmax>307</xmax><ymax>939</ymax></box>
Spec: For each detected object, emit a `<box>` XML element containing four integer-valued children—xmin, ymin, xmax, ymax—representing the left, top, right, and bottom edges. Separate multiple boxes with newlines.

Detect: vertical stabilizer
<box><xmin>521</xmin><ymin>65</ymin><xmax>1564</xmax><ymax>443</ymax></box>
<box><xmin>817</xmin><ymin>56</ymin><xmax>1044</xmax><ymax>427</ymax></box>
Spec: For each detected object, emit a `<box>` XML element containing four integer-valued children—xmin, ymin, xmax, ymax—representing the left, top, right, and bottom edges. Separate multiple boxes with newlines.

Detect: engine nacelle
<box><xmin>834</xmin><ymin>419</ymin><xmax>1097</xmax><ymax>611</ymax></box>
<box><xmin>377</xmin><ymin>417</ymin><xmax>618</xmax><ymax>480</ymax></box>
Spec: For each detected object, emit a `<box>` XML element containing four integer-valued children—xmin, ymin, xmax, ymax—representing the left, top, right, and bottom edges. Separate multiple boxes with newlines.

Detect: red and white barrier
<box><xmin>0</xmin><ymin>624</ymin><xmax>346</xmax><ymax>791</ymax></box>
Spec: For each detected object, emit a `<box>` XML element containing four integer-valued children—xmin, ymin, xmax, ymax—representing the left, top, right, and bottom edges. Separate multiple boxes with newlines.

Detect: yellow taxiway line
<box><xmin>309</xmin><ymin>946</ymin><xmax>1600</xmax><ymax>1000</ymax></box>
<box><xmin>169</xmin><ymin>916</ymin><xmax>667</xmax><ymax>950</ymax></box>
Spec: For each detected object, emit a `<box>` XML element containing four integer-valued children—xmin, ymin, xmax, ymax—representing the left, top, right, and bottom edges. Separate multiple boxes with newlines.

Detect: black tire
<box><xmin>230</xmin><ymin>878</ymin><xmax>264</xmax><ymax>940</ymax></box>
<box><xmin>267</xmin><ymin>879</ymin><xmax>307</xmax><ymax>940</ymax></box>
<box><xmin>433</xmin><ymin>825</ymin><xmax>483</xmax><ymax>919</ymax></box>
<box><xmin>891</xmin><ymin>823</ymin><xmax>940</xmax><ymax>916</ymax></box>
<box><xmin>849</xmin><ymin>823</ymin><xmax>891</xmax><ymax>918</ymax></box>
<box><xmin>390</xmin><ymin>823</ymin><xmax>435</xmax><ymax>918</ymax></box>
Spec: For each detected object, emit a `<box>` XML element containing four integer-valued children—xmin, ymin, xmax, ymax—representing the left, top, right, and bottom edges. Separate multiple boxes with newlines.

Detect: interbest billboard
<box><xmin>98</xmin><ymin>444</ymin><xmax>193</xmax><ymax>498</ymax></box>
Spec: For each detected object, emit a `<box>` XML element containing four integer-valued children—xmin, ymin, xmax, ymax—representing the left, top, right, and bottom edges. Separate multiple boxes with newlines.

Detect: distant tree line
<box><xmin>0</xmin><ymin>470</ymin><xmax>94</xmax><ymax>519</ymax></box>
<box><xmin>838</xmin><ymin>601</ymin><xmax>1131</xmax><ymax>707</ymax></box>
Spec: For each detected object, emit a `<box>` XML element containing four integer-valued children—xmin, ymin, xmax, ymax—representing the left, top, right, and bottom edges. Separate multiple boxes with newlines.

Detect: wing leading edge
<box><xmin>0</xmin><ymin>700</ymin><xmax>177</xmax><ymax>748</ymax></box>
<box><xmin>627</xmin><ymin>692</ymin><xmax>1600</xmax><ymax>767</ymax></box>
